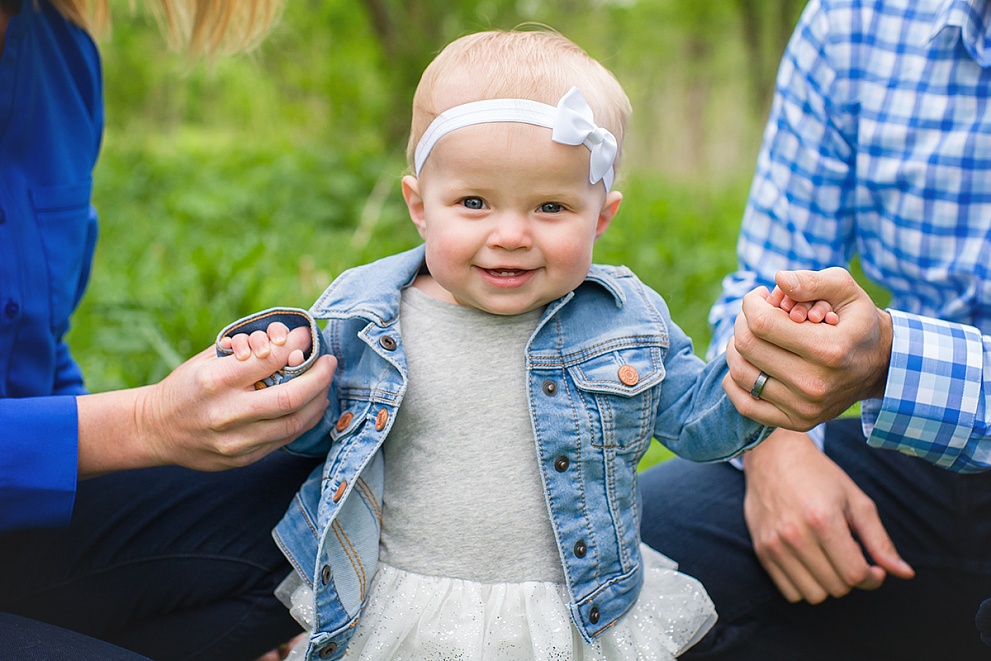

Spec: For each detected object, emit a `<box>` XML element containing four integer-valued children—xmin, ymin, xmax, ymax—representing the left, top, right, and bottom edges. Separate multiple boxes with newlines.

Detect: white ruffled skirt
<box><xmin>284</xmin><ymin>544</ymin><xmax>716</xmax><ymax>660</ymax></box>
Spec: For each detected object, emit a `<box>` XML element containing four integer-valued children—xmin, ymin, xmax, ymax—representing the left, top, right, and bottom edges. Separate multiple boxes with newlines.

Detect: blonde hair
<box><xmin>406</xmin><ymin>29</ymin><xmax>632</xmax><ymax>173</ymax></box>
<box><xmin>48</xmin><ymin>0</ymin><xmax>284</xmax><ymax>56</ymax></box>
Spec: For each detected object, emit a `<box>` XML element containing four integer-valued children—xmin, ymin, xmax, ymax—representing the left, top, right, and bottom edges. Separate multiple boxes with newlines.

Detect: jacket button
<box><xmin>321</xmin><ymin>564</ymin><xmax>331</xmax><ymax>585</ymax></box>
<box><xmin>379</xmin><ymin>335</ymin><xmax>397</xmax><ymax>351</ymax></box>
<box><xmin>618</xmin><ymin>365</ymin><xmax>639</xmax><ymax>386</ymax></box>
<box><xmin>542</xmin><ymin>380</ymin><xmax>557</xmax><ymax>396</ymax></box>
<box><xmin>574</xmin><ymin>540</ymin><xmax>587</xmax><ymax>558</ymax></box>
<box><xmin>332</xmin><ymin>480</ymin><xmax>348</xmax><ymax>503</ymax></box>
<box><xmin>335</xmin><ymin>412</ymin><xmax>353</xmax><ymax>432</ymax></box>
<box><xmin>554</xmin><ymin>456</ymin><xmax>569</xmax><ymax>472</ymax></box>
<box><xmin>589</xmin><ymin>606</ymin><xmax>600</xmax><ymax>624</ymax></box>
<box><xmin>4</xmin><ymin>301</ymin><xmax>18</xmax><ymax>318</ymax></box>
<box><xmin>318</xmin><ymin>642</ymin><xmax>337</xmax><ymax>658</ymax></box>
<box><xmin>375</xmin><ymin>408</ymin><xmax>388</xmax><ymax>431</ymax></box>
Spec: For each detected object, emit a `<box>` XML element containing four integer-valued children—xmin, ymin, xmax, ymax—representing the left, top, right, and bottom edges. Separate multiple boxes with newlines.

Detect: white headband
<box><xmin>413</xmin><ymin>86</ymin><xmax>617</xmax><ymax>192</ymax></box>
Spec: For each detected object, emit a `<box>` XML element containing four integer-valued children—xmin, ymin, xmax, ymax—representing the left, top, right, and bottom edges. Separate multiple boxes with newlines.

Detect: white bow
<box><xmin>413</xmin><ymin>86</ymin><xmax>617</xmax><ymax>191</ymax></box>
<box><xmin>552</xmin><ymin>87</ymin><xmax>617</xmax><ymax>192</ymax></box>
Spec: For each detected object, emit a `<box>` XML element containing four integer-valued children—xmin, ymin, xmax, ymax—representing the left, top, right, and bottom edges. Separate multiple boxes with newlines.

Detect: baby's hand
<box><xmin>219</xmin><ymin>322</ymin><xmax>307</xmax><ymax>367</ymax></box>
<box><xmin>765</xmin><ymin>286</ymin><xmax>839</xmax><ymax>325</ymax></box>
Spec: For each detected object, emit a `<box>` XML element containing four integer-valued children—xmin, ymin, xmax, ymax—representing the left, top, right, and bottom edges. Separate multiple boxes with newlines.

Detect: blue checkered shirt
<box><xmin>708</xmin><ymin>0</ymin><xmax>991</xmax><ymax>472</ymax></box>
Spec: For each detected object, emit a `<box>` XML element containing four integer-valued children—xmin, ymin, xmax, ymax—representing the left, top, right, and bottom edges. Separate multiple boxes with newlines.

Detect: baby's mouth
<box><xmin>486</xmin><ymin>268</ymin><xmax>528</xmax><ymax>276</ymax></box>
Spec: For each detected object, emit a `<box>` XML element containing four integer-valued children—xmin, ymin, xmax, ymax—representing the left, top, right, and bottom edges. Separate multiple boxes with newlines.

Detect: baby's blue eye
<box><xmin>462</xmin><ymin>197</ymin><xmax>484</xmax><ymax>210</ymax></box>
<box><xmin>540</xmin><ymin>203</ymin><xmax>563</xmax><ymax>213</ymax></box>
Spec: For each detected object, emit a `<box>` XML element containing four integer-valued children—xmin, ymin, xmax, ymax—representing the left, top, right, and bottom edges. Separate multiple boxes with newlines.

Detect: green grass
<box><xmin>75</xmin><ymin>130</ymin><xmax>751</xmax><ymax>390</ymax></box>
<box><xmin>70</xmin><ymin>128</ymin><xmax>756</xmax><ymax>471</ymax></box>
<box><xmin>77</xmin><ymin>132</ymin><xmax>888</xmax><ymax>473</ymax></box>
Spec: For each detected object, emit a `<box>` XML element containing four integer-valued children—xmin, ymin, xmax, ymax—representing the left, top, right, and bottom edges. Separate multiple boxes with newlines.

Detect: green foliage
<box><xmin>74</xmin><ymin>130</ymin><xmax>417</xmax><ymax>388</ymax></box>
<box><xmin>68</xmin><ymin>0</ymin><xmax>817</xmax><ymax>472</ymax></box>
<box><xmin>595</xmin><ymin>174</ymin><xmax>752</xmax><ymax>349</ymax></box>
<box><xmin>74</xmin><ymin>130</ymin><xmax>748</xmax><ymax>392</ymax></box>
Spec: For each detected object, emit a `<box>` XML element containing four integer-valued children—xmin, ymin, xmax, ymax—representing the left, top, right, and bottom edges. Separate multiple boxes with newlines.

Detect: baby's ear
<box><xmin>595</xmin><ymin>190</ymin><xmax>623</xmax><ymax>240</ymax></box>
<box><xmin>402</xmin><ymin>175</ymin><xmax>427</xmax><ymax>238</ymax></box>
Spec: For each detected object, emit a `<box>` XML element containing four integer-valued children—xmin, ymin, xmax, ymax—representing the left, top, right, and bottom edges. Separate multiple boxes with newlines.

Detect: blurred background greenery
<box><xmin>71</xmin><ymin>0</ymin><xmax>860</xmax><ymax>466</ymax></box>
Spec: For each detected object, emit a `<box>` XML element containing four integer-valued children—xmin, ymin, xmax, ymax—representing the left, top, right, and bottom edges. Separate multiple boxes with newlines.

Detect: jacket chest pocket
<box><xmin>567</xmin><ymin>344</ymin><xmax>665</xmax><ymax>452</ymax></box>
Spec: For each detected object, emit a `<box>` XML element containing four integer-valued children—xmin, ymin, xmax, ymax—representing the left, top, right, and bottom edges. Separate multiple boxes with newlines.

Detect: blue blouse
<box><xmin>0</xmin><ymin>1</ymin><xmax>103</xmax><ymax>530</ymax></box>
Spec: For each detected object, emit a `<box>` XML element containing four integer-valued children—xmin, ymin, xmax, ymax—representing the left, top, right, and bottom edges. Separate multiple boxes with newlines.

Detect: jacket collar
<box><xmin>930</xmin><ymin>0</ymin><xmax>991</xmax><ymax>66</ymax></box>
<box><xmin>309</xmin><ymin>244</ymin><xmax>627</xmax><ymax>324</ymax></box>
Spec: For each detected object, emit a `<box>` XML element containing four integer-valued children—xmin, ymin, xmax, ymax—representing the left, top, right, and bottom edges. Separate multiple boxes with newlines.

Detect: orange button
<box><xmin>618</xmin><ymin>365</ymin><xmax>639</xmax><ymax>386</ymax></box>
<box><xmin>335</xmin><ymin>412</ymin><xmax>353</xmax><ymax>432</ymax></box>
<box><xmin>332</xmin><ymin>480</ymin><xmax>348</xmax><ymax>503</ymax></box>
<box><xmin>375</xmin><ymin>409</ymin><xmax>388</xmax><ymax>431</ymax></box>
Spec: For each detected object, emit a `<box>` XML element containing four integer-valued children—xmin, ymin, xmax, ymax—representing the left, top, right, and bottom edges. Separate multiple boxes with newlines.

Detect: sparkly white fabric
<box><xmin>283</xmin><ymin>544</ymin><xmax>715</xmax><ymax>660</ymax></box>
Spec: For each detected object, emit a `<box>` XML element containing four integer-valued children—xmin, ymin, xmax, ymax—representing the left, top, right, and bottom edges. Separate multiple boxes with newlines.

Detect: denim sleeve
<box><xmin>645</xmin><ymin>288</ymin><xmax>771</xmax><ymax>462</ymax></box>
<box><xmin>215</xmin><ymin>308</ymin><xmax>323</xmax><ymax>388</ymax></box>
<box><xmin>215</xmin><ymin>307</ymin><xmax>335</xmax><ymax>457</ymax></box>
<box><xmin>0</xmin><ymin>396</ymin><xmax>78</xmax><ymax>531</ymax></box>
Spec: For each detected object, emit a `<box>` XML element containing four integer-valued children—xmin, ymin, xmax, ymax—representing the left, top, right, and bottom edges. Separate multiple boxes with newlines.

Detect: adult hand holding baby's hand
<box><xmin>723</xmin><ymin>267</ymin><xmax>892</xmax><ymax>431</ymax></box>
<box><xmin>141</xmin><ymin>323</ymin><xmax>335</xmax><ymax>471</ymax></box>
<box><xmin>77</xmin><ymin>323</ymin><xmax>336</xmax><ymax>477</ymax></box>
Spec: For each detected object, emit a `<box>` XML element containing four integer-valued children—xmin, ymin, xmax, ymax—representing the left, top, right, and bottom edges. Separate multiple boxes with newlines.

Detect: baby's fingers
<box><xmin>806</xmin><ymin>300</ymin><xmax>838</xmax><ymax>325</ymax></box>
<box><xmin>229</xmin><ymin>333</ymin><xmax>253</xmax><ymax>360</ymax></box>
<box><xmin>247</xmin><ymin>330</ymin><xmax>274</xmax><ymax>359</ymax></box>
<box><xmin>787</xmin><ymin>300</ymin><xmax>812</xmax><ymax>322</ymax></box>
<box><xmin>265</xmin><ymin>322</ymin><xmax>290</xmax><ymax>346</ymax></box>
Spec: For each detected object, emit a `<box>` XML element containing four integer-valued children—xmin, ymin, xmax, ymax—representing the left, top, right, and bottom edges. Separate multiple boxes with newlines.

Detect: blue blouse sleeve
<box><xmin>0</xmin><ymin>396</ymin><xmax>79</xmax><ymax>531</ymax></box>
<box><xmin>0</xmin><ymin>0</ymin><xmax>102</xmax><ymax>530</ymax></box>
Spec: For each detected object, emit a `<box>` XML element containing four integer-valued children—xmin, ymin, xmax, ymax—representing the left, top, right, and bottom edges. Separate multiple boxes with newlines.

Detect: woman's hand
<box><xmin>77</xmin><ymin>325</ymin><xmax>336</xmax><ymax>476</ymax></box>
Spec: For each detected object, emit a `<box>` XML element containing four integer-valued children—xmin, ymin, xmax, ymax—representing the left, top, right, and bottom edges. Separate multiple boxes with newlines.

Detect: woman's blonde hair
<box><xmin>49</xmin><ymin>0</ymin><xmax>284</xmax><ymax>56</ymax></box>
<box><xmin>407</xmin><ymin>28</ymin><xmax>632</xmax><ymax>173</ymax></box>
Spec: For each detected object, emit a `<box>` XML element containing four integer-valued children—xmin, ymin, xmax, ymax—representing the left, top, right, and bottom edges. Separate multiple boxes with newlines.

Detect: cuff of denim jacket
<box><xmin>215</xmin><ymin>307</ymin><xmax>322</xmax><ymax>388</ymax></box>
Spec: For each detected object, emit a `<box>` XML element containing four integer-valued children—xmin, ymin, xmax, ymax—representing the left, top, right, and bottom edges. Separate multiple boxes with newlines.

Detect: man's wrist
<box><xmin>867</xmin><ymin>307</ymin><xmax>893</xmax><ymax>400</ymax></box>
<box><xmin>742</xmin><ymin>428</ymin><xmax>818</xmax><ymax>473</ymax></box>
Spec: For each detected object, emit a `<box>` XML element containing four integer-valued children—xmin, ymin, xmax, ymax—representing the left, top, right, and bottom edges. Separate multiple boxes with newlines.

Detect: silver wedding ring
<box><xmin>750</xmin><ymin>371</ymin><xmax>770</xmax><ymax>400</ymax></box>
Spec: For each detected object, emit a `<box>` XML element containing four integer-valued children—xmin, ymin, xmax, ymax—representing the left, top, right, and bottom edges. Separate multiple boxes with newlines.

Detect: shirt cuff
<box><xmin>865</xmin><ymin>309</ymin><xmax>983</xmax><ymax>469</ymax></box>
<box><xmin>0</xmin><ymin>396</ymin><xmax>79</xmax><ymax>531</ymax></box>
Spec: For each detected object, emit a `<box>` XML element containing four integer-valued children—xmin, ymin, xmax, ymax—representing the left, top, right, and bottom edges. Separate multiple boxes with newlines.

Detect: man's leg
<box><xmin>639</xmin><ymin>418</ymin><xmax>991</xmax><ymax>660</ymax></box>
<box><xmin>0</xmin><ymin>451</ymin><xmax>319</xmax><ymax>661</ymax></box>
<box><xmin>0</xmin><ymin>612</ymin><xmax>151</xmax><ymax>661</ymax></box>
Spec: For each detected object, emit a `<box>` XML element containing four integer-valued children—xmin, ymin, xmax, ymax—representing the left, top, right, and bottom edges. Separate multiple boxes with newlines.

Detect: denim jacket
<box><xmin>218</xmin><ymin>245</ymin><xmax>768</xmax><ymax>661</ymax></box>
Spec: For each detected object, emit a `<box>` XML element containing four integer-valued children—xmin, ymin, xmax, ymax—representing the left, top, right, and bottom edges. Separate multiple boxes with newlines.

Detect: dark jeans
<box><xmin>0</xmin><ymin>612</ymin><xmax>151</xmax><ymax>660</ymax></box>
<box><xmin>640</xmin><ymin>417</ymin><xmax>991</xmax><ymax>661</ymax></box>
<box><xmin>0</xmin><ymin>452</ymin><xmax>320</xmax><ymax>661</ymax></box>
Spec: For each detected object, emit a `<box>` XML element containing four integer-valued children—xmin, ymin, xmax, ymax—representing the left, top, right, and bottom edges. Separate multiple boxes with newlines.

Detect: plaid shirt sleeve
<box><xmin>863</xmin><ymin>310</ymin><xmax>990</xmax><ymax>472</ymax></box>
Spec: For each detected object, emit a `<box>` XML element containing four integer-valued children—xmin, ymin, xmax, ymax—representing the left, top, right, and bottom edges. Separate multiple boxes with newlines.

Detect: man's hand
<box><xmin>742</xmin><ymin>430</ymin><xmax>915</xmax><ymax>603</ymax></box>
<box><xmin>724</xmin><ymin>267</ymin><xmax>893</xmax><ymax>430</ymax></box>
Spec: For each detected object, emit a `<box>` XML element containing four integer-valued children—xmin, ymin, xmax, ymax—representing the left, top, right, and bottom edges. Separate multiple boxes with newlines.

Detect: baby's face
<box><xmin>403</xmin><ymin>122</ymin><xmax>621</xmax><ymax>315</ymax></box>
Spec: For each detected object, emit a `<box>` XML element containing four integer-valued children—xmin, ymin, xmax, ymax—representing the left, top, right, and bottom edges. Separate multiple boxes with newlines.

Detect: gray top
<box><xmin>379</xmin><ymin>286</ymin><xmax>564</xmax><ymax>584</ymax></box>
